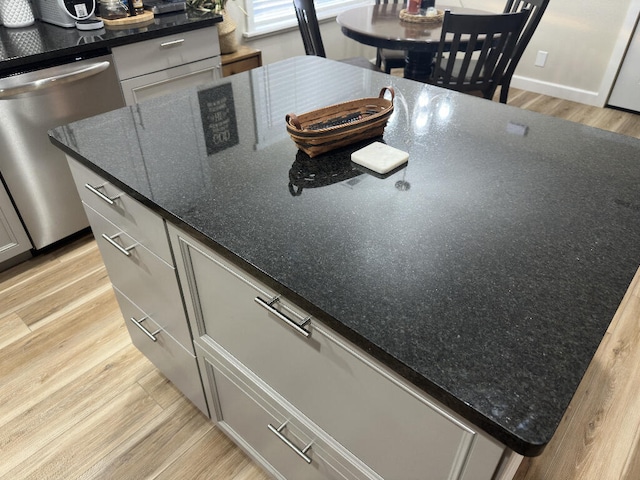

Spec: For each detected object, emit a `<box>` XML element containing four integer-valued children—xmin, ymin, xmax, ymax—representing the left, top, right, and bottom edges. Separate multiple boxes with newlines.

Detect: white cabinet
<box><xmin>64</xmin><ymin>155</ymin><xmax>522</xmax><ymax>479</ymax></box>
<box><xmin>197</xmin><ymin>342</ymin><xmax>380</xmax><ymax>480</ymax></box>
<box><xmin>0</xmin><ymin>178</ymin><xmax>32</xmax><ymax>268</ymax></box>
<box><xmin>112</xmin><ymin>27</ymin><xmax>222</xmax><ymax>105</ymax></box>
<box><xmin>66</xmin><ymin>158</ymin><xmax>208</xmax><ymax>416</ymax></box>
<box><xmin>68</xmin><ymin>159</ymin><xmax>172</xmax><ymax>264</ymax></box>
<box><xmin>168</xmin><ymin>224</ymin><xmax>516</xmax><ymax>480</ymax></box>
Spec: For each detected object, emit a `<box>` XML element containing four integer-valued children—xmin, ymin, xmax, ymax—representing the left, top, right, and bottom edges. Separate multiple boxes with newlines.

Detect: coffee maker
<box><xmin>34</xmin><ymin>0</ymin><xmax>102</xmax><ymax>29</ymax></box>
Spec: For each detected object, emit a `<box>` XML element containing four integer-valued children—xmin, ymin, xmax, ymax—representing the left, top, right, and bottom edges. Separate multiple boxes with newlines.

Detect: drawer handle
<box><xmin>255</xmin><ymin>296</ymin><xmax>311</xmax><ymax>338</ymax></box>
<box><xmin>84</xmin><ymin>183</ymin><xmax>120</xmax><ymax>205</ymax></box>
<box><xmin>160</xmin><ymin>38</ymin><xmax>185</xmax><ymax>48</ymax></box>
<box><xmin>268</xmin><ymin>422</ymin><xmax>313</xmax><ymax>464</ymax></box>
<box><xmin>129</xmin><ymin>316</ymin><xmax>161</xmax><ymax>342</ymax></box>
<box><xmin>101</xmin><ymin>233</ymin><xmax>136</xmax><ymax>257</ymax></box>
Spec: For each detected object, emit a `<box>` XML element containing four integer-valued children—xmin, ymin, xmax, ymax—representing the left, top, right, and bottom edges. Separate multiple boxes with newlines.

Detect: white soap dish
<box><xmin>351</xmin><ymin>142</ymin><xmax>409</xmax><ymax>174</ymax></box>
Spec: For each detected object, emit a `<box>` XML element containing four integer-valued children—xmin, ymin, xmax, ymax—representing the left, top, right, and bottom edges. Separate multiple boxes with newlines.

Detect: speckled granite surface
<box><xmin>50</xmin><ymin>56</ymin><xmax>640</xmax><ymax>456</ymax></box>
<box><xmin>0</xmin><ymin>9</ymin><xmax>220</xmax><ymax>75</ymax></box>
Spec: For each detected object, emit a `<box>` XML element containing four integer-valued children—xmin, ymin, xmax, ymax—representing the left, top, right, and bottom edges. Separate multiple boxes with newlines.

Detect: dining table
<box><xmin>336</xmin><ymin>3</ymin><xmax>492</xmax><ymax>82</ymax></box>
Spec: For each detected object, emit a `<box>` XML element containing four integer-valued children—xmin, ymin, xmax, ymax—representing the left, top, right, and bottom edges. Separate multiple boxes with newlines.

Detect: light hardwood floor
<box><xmin>0</xmin><ymin>89</ymin><xmax>639</xmax><ymax>480</ymax></box>
<box><xmin>0</xmin><ymin>237</ymin><xmax>269</xmax><ymax>480</ymax></box>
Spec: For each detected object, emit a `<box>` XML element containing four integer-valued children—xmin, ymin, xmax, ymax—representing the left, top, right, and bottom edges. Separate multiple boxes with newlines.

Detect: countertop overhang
<box><xmin>49</xmin><ymin>56</ymin><xmax>640</xmax><ymax>456</ymax></box>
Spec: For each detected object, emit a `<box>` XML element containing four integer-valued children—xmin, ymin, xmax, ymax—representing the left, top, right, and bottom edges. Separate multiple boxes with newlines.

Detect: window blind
<box><xmin>251</xmin><ymin>59</ymin><xmax>367</xmax><ymax>149</ymax></box>
<box><xmin>245</xmin><ymin>0</ymin><xmax>369</xmax><ymax>37</ymax></box>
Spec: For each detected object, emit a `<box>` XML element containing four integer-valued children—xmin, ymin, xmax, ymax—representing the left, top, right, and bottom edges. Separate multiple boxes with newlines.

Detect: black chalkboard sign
<box><xmin>198</xmin><ymin>83</ymin><xmax>239</xmax><ymax>155</ymax></box>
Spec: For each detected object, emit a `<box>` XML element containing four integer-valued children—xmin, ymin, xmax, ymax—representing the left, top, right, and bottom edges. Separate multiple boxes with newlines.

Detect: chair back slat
<box><xmin>430</xmin><ymin>9</ymin><xmax>530</xmax><ymax>99</ymax></box>
<box><xmin>442</xmin><ymin>32</ymin><xmax>461</xmax><ymax>80</ymax></box>
<box><xmin>484</xmin><ymin>29</ymin><xmax>510</xmax><ymax>75</ymax></box>
<box><xmin>293</xmin><ymin>0</ymin><xmax>326</xmax><ymax>57</ymax></box>
<box><xmin>293</xmin><ymin>0</ymin><xmax>380</xmax><ymax>71</ymax></box>
<box><xmin>457</xmin><ymin>34</ymin><xmax>479</xmax><ymax>86</ymax></box>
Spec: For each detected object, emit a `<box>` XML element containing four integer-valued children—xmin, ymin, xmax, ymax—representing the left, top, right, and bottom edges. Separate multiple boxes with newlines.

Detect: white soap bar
<box><xmin>351</xmin><ymin>142</ymin><xmax>409</xmax><ymax>174</ymax></box>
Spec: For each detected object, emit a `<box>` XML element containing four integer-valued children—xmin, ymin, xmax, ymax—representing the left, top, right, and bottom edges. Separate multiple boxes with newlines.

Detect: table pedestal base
<box><xmin>404</xmin><ymin>51</ymin><xmax>435</xmax><ymax>83</ymax></box>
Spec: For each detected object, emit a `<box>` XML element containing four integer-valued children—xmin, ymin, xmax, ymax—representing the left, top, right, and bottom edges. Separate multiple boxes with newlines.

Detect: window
<box><xmin>244</xmin><ymin>0</ymin><xmax>369</xmax><ymax>38</ymax></box>
<box><xmin>251</xmin><ymin>58</ymin><xmax>368</xmax><ymax>149</ymax></box>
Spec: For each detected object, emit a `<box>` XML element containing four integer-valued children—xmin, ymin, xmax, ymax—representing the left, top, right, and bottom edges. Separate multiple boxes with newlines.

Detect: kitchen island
<box><xmin>50</xmin><ymin>56</ymin><xmax>640</xmax><ymax>478</ymax></box>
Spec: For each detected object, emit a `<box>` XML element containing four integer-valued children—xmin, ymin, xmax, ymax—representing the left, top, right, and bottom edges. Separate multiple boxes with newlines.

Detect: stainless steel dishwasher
<box><xmin>0</xmin><ymin>52</ymin><xmax>125</xmax><ymax>250</ymax></box>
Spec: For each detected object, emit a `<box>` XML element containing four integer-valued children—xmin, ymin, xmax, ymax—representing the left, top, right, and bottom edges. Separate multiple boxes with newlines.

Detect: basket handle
<box><xmin>286</xmin><ymin>113</ymin><xmax>302</xmax><ymax>130</ymax></box>
<box><xmin>379</xmin><ymin>86</ymin><xmax>395</xmax><ymax>103</ymax></box>
<box><xmin>288</xmin><ymin>182</ymin><xmax>303</xmax><ymax>196</ymax></box>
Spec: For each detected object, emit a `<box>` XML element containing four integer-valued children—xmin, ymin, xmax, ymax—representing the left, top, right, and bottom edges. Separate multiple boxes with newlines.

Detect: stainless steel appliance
<box><xmin>0</xmin><ymin>53</ymin><xmax>125</xmax><ymax>250</ymax></box>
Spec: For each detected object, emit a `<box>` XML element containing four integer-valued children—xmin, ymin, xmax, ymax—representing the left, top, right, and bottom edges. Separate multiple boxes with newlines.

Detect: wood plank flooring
<box><xmin>0</xmin><ymin>236</ymin><xmax>269</xmax><ymax>480</ymax></box>
<box><xmin>1</xmin><ymin>89</ymin><xmax>639</xmax><ymax>479</ymax></box>
<box><xmin>504</xmin><ymin>96</ymin><xmax>640</xmax><ymax>480</ymax></box>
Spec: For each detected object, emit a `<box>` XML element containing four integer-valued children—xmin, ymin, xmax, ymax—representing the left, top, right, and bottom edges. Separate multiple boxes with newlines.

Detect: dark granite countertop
<box><xmin>0</xmin><ymin>9</ymin><xmax>221</xmax><ymax>76</ymax></box>
<box><xmin>49</xmin><ymin>56</ymin><xmax>640</xmax><ymax>457</ymax></box>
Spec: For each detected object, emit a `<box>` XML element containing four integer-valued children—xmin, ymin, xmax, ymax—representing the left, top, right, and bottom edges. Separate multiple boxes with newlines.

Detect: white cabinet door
<box><xmin>169</xmin><ymin>224</ymin><xmax>509</xmax><ymax>480</ymax></box>
<box><xmin>609</xmin><ymin>18</ymin><xmax>640</xmax><ymax>113</ymax></box>
<box><xmin>119</xmin><ymin>57</ymin><xmax>222</xmax><ymax>106</ymax></box>
<box><xmin>197</xmin><ymin>343</ymin><xmax>380</xmax><ymax>480</ymax></box>
<box><xmin>115</xmin><ymin>288</ymin><xmax>208</xmax><ymax>416</ymax></box>
<box><xmin>112</xmin><ymin>27</ymin><xmax>221</xmax><ymax>80</ymax></box>
<box><xmin>113</xmin><ymin>26</ymin><xmax>222</xmax><ymax>106</ymax></box>
<box><xmin>85</xmin><ymin>204</ymin><xmax>194</xmax><ymax>353</ymax></box>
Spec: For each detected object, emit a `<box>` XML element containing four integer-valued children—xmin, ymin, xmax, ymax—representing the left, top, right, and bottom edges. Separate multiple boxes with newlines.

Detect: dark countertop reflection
<box><xmin>50</xmin><ymin>56</ymin><xmax>640</xmax><ymax>456</ymax></box>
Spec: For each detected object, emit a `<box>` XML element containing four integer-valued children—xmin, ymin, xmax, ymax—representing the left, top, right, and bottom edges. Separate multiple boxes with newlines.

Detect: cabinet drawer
<box><xmin>196</xmin><ymin>342</ymin><xmax>379</xmax><ymax>480</ymax></box>
<box><xmin>120</xmin><ymin>57</ymin><xmax>221</xmax><ymax>105</ymax></box>
<box><xmin>171</xmin><ymin>226</ymin><xmax>505</xmax><ymax>480</ymax></box>
<box><xmin>88</xmin><ymin>206</ymin><xmax>193</xmax><ymax>353</ymax></box>
<box><xmin>68</xmin><ymin>159</ymin><xmax>172</xmax><ymax>264</ymax></box>
<box><xmin>112</xmin><ymin>27</ymin><xmax>221</xmax><ymax>81</ymax></box>
<box><xmin>115</xmin><ymin>287</ymin><xmax>208</xmax><ymax>416</ymax></box>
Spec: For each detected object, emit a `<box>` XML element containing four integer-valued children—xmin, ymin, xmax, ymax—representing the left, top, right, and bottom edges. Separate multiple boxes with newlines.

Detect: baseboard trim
<box><xmin>509</xmin><ymin>75</ymin><xmax>604</xmax><ymax>107</ymax></box>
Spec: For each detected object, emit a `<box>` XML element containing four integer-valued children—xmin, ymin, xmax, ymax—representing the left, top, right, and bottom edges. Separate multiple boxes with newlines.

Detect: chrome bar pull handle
<box><xmin>160</xmin><ymin>38</ymin><xmax>185</xmax><ymax>48</ymax></box>
<box><xmin>0</xmin><ymin>61</ymin><xmax>111</xmax><ymax>98</ymax></box>
<box><xmin>267</xmin><ymin>422</ymin><xmax>312</xmax><ymax>464</ymax></box>
<box><xmin>254</xmin><ymin>296</ymin><xmax>311</xmax><ymax>338</ymax></box>
<box><xmin>84</xmin><ymin>183</ymin><xmax>119</xmax><ymax>205</ymax></box>
<box><xmin>129</xmin><ymin>316</ymin><xmax>161</xmax><ymax>342</ymax></box>
<box><xmin>101</xmin><ymin>233</ymin><xmax>136</xmax><ymax>257</ymax></box>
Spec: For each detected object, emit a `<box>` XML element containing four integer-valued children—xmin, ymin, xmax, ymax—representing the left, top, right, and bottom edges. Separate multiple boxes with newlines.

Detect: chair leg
<box><xmin>499</xmin><ymin>78</ymin><xmax>512</xmax><ymax>104</ymax></box>
<box><xmin>376</xmin><ymin>50</ymin><xmax>383</xmax><ymax>69</ymax></box>
<box><xmin>484</xmin><ymin>83</ymin><xmax>499</xmax><ymax>101</ymax></box>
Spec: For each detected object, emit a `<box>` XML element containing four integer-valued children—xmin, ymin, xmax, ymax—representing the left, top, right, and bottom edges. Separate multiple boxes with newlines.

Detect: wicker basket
<box><xmin>399</xmin><ymin>8</ymin><xmax>444</xmax><ymax>23</ymax></box>
<box><xmin>217</xmin><ymin>9</ymin><xmax>238</xmax><ymax>54</ymax></box>
<box><xmin>285</xmin><ymin>87</ymin><xmax>395</xmax><ymax>158</ymax></box>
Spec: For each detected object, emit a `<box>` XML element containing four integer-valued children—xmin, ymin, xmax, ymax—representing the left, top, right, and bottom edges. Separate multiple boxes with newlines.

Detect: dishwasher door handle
<box><xmin>0</xmin><ymin>61</ymin><xmax>111</xmax><ymax>99</ymax></box>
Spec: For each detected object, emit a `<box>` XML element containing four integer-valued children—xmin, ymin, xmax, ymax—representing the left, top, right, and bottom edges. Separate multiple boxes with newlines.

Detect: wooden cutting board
<box><xmin>99</xmin><ymin>10</ymin><xmax>154</xmax><ymax>27</ymax></box>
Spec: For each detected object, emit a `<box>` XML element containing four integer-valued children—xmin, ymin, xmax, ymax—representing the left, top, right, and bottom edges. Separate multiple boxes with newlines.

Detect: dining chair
<box><xmin>428</xmin><ymin>9</ymin><xmax>530</xmax><ymax>100</ymax></box>
<box><xmin>293</xmin><ymin>0</ymin><xmax>381</xmax><ymax>71</ymax></box>
<box><xmin>498</xmin><ymin>0</ymin><xmax>550</xmax><ymax>103</ymax></box>
<box><xmin>374</xmin><ymin>0</ymin><xmax>405</xmax><ymax>73</ymax></box>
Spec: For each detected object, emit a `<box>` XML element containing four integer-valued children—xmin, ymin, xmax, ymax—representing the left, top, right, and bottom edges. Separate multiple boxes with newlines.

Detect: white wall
<box><xmin>508</xmin><ymin>0</ymin><xmax>639</xmax><ymax>106</ymax></box>
<box><xmin>227</xmin><ymin>0</ymin><xmax>640</xmax><ymax>107</ymax></box>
